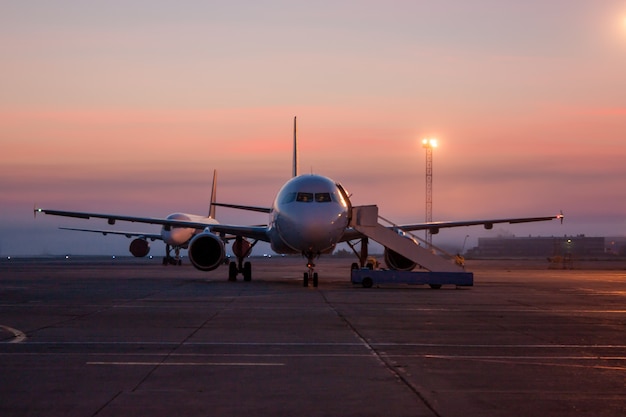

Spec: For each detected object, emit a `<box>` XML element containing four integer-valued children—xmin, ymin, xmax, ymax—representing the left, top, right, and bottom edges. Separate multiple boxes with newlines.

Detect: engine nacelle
<box><xmin>129</xmin><ymin>238</ymin><xmax>150</xmax><ymax>257</ymax></box>
<box><xmin>384</xmin><ymin>248</ymin><xmax>417</xmax><ymax>271</ymax></box>
<box><xmin>383</xmin><ymin>230</ymin><xmax>420</xmax><ymax>271</ymax></box>
<box><xmin>188</xmin><ymin>232</ymin><xmax>225</xmax><ymax>271</ymax></box>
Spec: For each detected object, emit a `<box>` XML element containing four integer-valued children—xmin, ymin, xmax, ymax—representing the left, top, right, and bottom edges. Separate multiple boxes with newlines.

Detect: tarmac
<box><xmin>1</xmin><ymin>256</ymin><xmax>625</xmax><ymax>417</ymax></box>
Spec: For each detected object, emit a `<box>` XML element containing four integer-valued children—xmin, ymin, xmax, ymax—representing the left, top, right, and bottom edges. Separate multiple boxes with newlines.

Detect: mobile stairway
<box><xmin>349</xmin><ymin>205</ymin><xmax>473</xmax><ymax>288</ymax></box>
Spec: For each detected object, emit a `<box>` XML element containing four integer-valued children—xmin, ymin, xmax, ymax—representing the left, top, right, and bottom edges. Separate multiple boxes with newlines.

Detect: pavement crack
<box><xmin>130</xmin><ymin>283</ymin><xmax>239</xmax><ymax>392</ymax></box>
<box><xmin>91</xmin><ymin>390</ymin><xmax>123</xmax><ymax>417</ymax></box>
<box><xmin>319</xmin><ymin>291</ymin><xmax>443</xmax><ymax>417</ymax></box>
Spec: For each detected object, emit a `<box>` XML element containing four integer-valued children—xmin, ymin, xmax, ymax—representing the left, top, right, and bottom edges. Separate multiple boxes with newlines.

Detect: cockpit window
<box><xmin>294</xmin><ymin>192</ymin><xmax>335</xmax><ymax>203</ymax></box>
<box><xmin>296</xmin><ymin>192</ymin><xmax>314</xmax><ymax>202</ymax></box>
<box><xmin>315</xmin><ymin>192</ymin><xmax>332</xmax><ymax>203</ymax></box>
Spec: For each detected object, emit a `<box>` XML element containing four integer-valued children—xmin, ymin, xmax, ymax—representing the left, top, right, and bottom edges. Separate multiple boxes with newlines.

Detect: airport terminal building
<box><xmin>466</xmin><ymin>235</ymin><xmax>608</xmax><ymax>259</ymax></box>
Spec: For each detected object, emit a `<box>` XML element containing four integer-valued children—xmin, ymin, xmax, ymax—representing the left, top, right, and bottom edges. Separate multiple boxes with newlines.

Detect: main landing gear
<box><xmin>227</xmin><ymin>237</ymin><xmax>257</xmax><ymax>282</ymax></box>
<box><xmin>228</xmin><ymin>259</ymin><xmax>252</xmax><ymax>282</ymax></box>
<box><xmin>162</xmin><ymin>244</ymin><xmax>182</xmax><ymax>266</ymax></box>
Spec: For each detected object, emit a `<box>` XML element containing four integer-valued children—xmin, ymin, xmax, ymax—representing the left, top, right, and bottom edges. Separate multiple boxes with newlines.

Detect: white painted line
<box><xmin>0</xmin><ymin>325</ymin><xmax>27</xmax><ymax>343</ymax></box>
<box><xmin>414</xmin><ymin>355</ymin><xmax>626</xmax><ymax>371</ymax></box>
<box><xmin>22</xmin><ymin>341</ymin><xmax>365</xmax><ymax>346</ymax></box>
<box><xmin>87</xmin><ymin>361</ymin><xmax>284</xmax><ymax>366</ymax></box>
<box><xmin>372</xmin><ymin>343</ymin><xmax>626</xmax><ymax>349</ymax></box>
<box><xmin>420</xmin><ymin>354</ymin><xmax>626</xmax><ymax>360</ymax></box>
<box><xmin>12</xmin><ymin>341</ymin><xmax>626</xmax><ymax>349</ymax></box>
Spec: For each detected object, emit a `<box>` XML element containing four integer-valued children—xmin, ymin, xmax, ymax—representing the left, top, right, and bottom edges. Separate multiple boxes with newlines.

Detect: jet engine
<box><xmin>383</xmin><ymin>248</ymin><xmax>417</xmax><ymax>271</ymax></box>
<box><xmin>187</xmin><ymin>232</ymin><xmax>225</xmax><ymax>271</ymax></box>
<box><xmin>383</xmin><ymin>231</ymin><xmax>419</xmax><ymax>271</ymax></box>
<box><xmin>129</xmin><ymin>238</ymin><xmax>150</xmax><ymax>257</ymax></box>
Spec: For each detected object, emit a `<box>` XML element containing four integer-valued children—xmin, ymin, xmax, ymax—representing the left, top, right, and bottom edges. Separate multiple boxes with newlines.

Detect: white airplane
<box><xmin>50</xmin><ymin>170</ymin><xmax>221</xmax><ymax>267</ymax></box>
<box><xmin>35</xmin><ymin>117</ymin><xmax>563</xmax><ymax>287</ymax></box>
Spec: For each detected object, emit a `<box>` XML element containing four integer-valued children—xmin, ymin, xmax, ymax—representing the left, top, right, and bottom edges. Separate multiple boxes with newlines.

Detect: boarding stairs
<box><xmin>350</xmin><ymin>205</ymin><xmax>465</xmax><ymax>273</ymax></box>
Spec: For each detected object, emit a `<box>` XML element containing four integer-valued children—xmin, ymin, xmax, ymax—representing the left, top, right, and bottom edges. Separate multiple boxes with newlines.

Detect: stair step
<box><xmin>350</xmin><ymin>205</ymin><xmax>464</xmax><ymax>273</ymax></box>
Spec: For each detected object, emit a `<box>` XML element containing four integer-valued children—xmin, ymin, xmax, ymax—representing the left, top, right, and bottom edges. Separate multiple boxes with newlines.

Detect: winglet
<box><xmin>209</xmin><ymin>170</ymin><xmax>217</xmax><ymax>219</ymax></box>
<box><xmin>292</xmin><ymin>116</ymin><xmax>298</xmax><ymax>178</ymax></box>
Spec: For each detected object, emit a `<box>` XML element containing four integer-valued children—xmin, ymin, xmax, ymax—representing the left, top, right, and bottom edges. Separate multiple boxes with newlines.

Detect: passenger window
<box><xmin>315</xmin><ymin>193</ymin><xmax>332</xmax><ymax>203</ymax></box>
<box><xmin>296</xmin><ymin>192</ymin><xmax>314</xmax><ymax>202</ymax></box>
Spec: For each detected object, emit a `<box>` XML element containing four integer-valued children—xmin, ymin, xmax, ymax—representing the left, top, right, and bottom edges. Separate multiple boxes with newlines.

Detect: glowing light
<box><xmin>422</xmin><ymin>138</ymin><xmax>438</xmax><ymax>148</ymax></box>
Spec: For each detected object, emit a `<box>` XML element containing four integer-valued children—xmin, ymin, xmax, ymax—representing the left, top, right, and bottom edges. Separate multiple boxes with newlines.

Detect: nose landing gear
<box><xmin>303</xmin><ymin>257</ymin><xmax>319</xmax><ymax>287</ymax></box>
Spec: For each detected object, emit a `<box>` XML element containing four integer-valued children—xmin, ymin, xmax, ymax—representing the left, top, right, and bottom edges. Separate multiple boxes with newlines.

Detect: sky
<box><xmin>1</xmin><ymin>0</ymin><xmax>626</xmax><ymax>256</ymax></box>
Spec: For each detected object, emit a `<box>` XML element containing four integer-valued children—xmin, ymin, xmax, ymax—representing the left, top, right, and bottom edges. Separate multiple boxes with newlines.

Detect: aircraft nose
<box><xmin>277</xmin><ymin>207</ymin><xmax>348</xmax><ymax>252</ymax></box>
<box><xmin>299</xmin><ymin>217</ymin><xmax>331</xmax><ymax>241</ymax></box>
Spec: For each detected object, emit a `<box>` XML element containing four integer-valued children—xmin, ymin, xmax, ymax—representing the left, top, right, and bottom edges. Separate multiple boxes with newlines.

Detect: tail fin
<box><xmin>209</xmin><ymin>169</ymin><xmax>217</xmax><ymax>219</ymax></box>
<box><xmin>292</xmin><ymin>116</ymin><xmax>298</xmax><ymax>177</ymax></box>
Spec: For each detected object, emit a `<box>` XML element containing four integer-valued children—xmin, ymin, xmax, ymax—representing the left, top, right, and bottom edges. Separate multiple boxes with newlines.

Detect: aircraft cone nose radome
<box><xmin>277</xmin><ymin>205</ymin><xmax>348</xmax><ymax>253</ymax></box>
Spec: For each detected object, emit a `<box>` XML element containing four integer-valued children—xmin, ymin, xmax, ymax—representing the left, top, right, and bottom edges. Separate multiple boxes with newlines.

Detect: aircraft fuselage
<box><xmin>160</xmin><ymin>213</ymin><xmax>217</xmax><ymax>248</ymax></box>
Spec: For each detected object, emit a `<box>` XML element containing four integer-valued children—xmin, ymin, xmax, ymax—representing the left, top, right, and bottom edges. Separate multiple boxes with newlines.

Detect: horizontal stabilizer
<box><xmin>212</xmin><ymin>202</ymin><xmax>271</xmax><ymax>214</ymax></box>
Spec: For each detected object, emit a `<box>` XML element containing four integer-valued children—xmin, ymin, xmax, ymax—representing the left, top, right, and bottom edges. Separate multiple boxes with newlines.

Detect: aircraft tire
<box><xmin>228</xmin><ymin>262</ymin><xmax>238</xmax><ymax>281</ymax></box>
<box><xmin>313</xmin><ymin>272</ymin><xmax>318</xmax><ymax>287</ymax></box>
<box><xmin>429</xmin><ymin>284</ymin><xmax>442</xmax><ymax>289</ymax></box>
<box><xmin>303</xmin><ymin>272</ymin><xmax>309</xmax><ymax>287</ymax></box>
<box><xmin>243</xmin><ymin>262</ymin><xmax>252</xmax><ymax>281</ymax></box>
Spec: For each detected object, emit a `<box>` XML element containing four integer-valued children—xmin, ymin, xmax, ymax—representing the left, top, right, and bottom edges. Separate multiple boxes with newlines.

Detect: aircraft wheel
<box><xmin>351</xmin><ymin>262</ymin><xmax>359</xmax><ymax>270</ymax></box>
<box><xmin>429</xmin><ymin>284</ymin><xmax>442</xmax><ymax>289</ymax></box>
<box><xmin>177</xmin><ymin>259</ymin><xmax>182</xmax><ymax>266</ymax></box>
<box><xmin>162</xmin><ymin>257</ymin><xmax>168</xmax><ymax>266</ymax></box>
<box><xmin>243</xmin><ymin>261</ymin><xmax>252</xmax><ymax>282</ymax></box>
<box><xmin>313</xmin><ymin>272</ymin><xmax>318</xmax><ymax>288</ymax></box>
<box><xmin>303</xmin><ymin>272</ymin><xmax>309</xmax><ymax>287</ymax></box>
<box><xmin>228</xmin><ymin>262</ymin><xmax>238</xmax><ymax>281</ymax></box>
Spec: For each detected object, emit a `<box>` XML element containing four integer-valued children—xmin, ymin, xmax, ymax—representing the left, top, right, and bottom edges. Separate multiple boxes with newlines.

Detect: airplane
<box><xmin>35</xmin><ymin>117</ymin><xmax>564</xmax><ymax>287</ymax></box>
<box><xmin>51</xmin><ymin>169</ymin><xmax>221</xmax><ymax>267</ymax></box>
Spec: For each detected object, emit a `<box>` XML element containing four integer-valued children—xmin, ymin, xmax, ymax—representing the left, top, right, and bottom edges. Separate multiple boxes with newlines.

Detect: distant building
<box><xmin>466</xmin><ymin>235</ymin><xmax>606</xmax><ymax>259</ymax></box>
<box><xmin>605</xmin><ymin>237</ymin><xmax>626</xmax><ymax>256</ymax></box>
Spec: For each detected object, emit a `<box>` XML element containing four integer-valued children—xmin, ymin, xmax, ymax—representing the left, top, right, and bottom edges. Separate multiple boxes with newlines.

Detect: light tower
<box><xmin>422</xmin><ymin>138</ymin><xmax>437</xmax><ymax>248</ymax></box>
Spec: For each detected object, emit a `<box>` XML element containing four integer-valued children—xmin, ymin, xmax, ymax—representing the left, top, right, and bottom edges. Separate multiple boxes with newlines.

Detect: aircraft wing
<box><xmin>35</xmin><ymin>208</ymin><xmax>271</xmax><ymax>242</ymax></box>
<box><xmin>59</xmin><ymin>227</ymin><xmax>162</xmax><ymax>241</ymax></box>
<box><xmin>210</xmin><ymin>224</ymin><xmax>270</xmax><ymax>242</ymax></box>
<box><xmin>397</xmin><ymin>213</ymin><xmax>564</xmax><ymax>234</ymax></box>
<box><xmin>340</xmin><ymin>213</ymin><xmax>563</xmax><ymax>241</ymax></box>
<box><xmin>35</xmin><ymin>208</ymin><xmax>217</xmax><ymax>229</ymax></box>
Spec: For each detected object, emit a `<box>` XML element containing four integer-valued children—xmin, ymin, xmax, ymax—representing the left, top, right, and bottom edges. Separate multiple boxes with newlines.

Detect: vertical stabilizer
<box><xmin>209</xmin><ymin>169</ymin><xmax>217</xmax><ymax>219</ymax></box>
<box><xmin>292</xmin><ymin>116</ymin><xmax>298</xmax><ymax>177</ymax></box>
